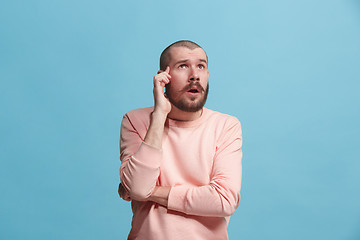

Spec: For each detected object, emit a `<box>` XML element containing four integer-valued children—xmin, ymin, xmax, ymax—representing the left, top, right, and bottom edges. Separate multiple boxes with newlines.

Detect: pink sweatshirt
<box><xmin>120</xmin><ymin>107</ymin><xmax>242</xmax><ymax>240</ymax></box>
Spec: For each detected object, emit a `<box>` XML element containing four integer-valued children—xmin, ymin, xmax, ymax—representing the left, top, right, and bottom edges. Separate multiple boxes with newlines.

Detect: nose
<box><xmin>189</xmin><ymin>68</ymin><xmax>200</xmax><ymax>82</ymax></box>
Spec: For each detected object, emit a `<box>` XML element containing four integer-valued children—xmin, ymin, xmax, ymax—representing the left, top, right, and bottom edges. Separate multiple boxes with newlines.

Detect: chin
<box><xmin>174</xmin><ymin>98</ymin><xmax>206</xmax><ymax>112</ymax></box>
<box><xmin>168</xmin><ymin>84</ymin><xmax>209</xmax><ymax>113</ymax></box>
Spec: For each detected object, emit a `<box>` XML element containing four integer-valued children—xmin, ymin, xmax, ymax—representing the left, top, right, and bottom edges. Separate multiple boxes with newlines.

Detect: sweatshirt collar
<box><xmin>166</xmin><ymin>108</ymin><xmax>208</xmax><ymax>128</ymax></box>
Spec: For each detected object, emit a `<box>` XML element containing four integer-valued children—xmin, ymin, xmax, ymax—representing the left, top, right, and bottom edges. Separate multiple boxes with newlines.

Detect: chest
<box><xmin>159</xmin><ymin>126</ymin><xmax>219</xmax><ymax>186</ymax></box>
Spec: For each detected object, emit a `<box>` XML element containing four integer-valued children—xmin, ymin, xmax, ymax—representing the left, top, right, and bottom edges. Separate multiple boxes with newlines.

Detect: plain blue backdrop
<box><xmin>1</xmin><ymin>0</ymin><xmax>359</xmax><ymax>239</ymax></box>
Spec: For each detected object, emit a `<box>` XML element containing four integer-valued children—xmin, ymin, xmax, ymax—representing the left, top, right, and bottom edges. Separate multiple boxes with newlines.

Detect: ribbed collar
<box><xmin>166</xmin><ymin>108</ymin><xmax>209</xmax><ymax>128</ymax></box>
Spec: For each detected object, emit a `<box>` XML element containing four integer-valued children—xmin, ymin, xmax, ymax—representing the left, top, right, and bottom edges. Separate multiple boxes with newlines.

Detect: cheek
<box><xmin>169</xmin><ymin>75</ymin><xmax>186</xmax><ymax>88</ymax></box>
<box><xmin>200</xmin><ymin>75</ymin><xmax>209</xmax><ymax>86</ymax></box>
<box><xmin>166</xmin><ymin>81</ymin><xmax>182</xmax><ymax>96</ymax></box>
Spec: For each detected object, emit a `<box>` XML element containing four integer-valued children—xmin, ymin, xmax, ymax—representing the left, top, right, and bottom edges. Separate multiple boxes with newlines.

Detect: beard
<box><xmin>165</xmin><ymin>82</ymin><xmax>209</xmax><ymax>112</ymax></box>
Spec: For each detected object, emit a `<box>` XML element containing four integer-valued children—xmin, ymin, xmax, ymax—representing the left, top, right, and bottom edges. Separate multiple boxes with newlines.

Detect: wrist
<box><xmin>148</xmin><ymin>186</ymin><xmax>170</xmax><ymax>207</ymax></box>
<box><xmin>144</xmin><ymin>110</ymin><xmax>167</xmax><ymax>149</ymax></box>
<box><xmin>152</xmin><ymin>109</ymin><xmax>169</xmax><ymax>120</ymax></box>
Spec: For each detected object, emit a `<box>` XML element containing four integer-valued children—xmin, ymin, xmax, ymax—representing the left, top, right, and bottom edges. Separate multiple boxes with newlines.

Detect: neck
<box><xmin>167</xmin><ymin>105</ymin><xmax>203</xmax><ymax>121</ymax></box>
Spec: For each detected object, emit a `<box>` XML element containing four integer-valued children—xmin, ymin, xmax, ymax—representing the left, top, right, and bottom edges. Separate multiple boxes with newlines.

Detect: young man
<box><xmin>119</xmin><ymin>40</ymin><xmax>243</xmax><ymax>240</ymax></box>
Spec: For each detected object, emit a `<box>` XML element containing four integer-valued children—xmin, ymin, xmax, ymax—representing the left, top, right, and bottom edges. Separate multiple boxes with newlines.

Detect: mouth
<box><xmin>187</xmin><ymin>88</ymin><xmax>199</xmax><ymax>93</ymax></box>
<box><xmin>186</xmin><ymin>83</ymin><xmax>203</xmax><ymax>93</ymax></box>
<box><xmin>186</xmin><ymin>87</ymin><xmax>201</xmax><ymax>98</ymax></box>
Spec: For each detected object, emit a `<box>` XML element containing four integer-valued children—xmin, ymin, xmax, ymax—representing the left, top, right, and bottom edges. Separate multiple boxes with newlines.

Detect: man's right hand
<box><xmin>144</xmin><ymin>67</ymin><xmax>171</xmax><ymax>149</ymax></box>
<box><xmin>153</xmin><ymin>66</ymin><xmax>171</xmax><ymax>115</ymax></box>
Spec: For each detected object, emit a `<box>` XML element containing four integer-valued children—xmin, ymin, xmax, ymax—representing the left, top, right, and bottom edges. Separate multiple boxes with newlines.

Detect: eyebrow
<box><xmin>174</xmin><ymin>59</ymin><xmax>208</xmax><ymax>65</ymax></box>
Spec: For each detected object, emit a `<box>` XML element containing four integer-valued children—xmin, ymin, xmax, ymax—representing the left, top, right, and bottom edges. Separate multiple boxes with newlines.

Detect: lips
<box><xmin>188</xmin><ymin>88</ymin><xmax>199</xmax><ymax>93</ymax></box>
<box><xmin>185</xmin><ymin>83</ymin><xmax>203</xmax><ymax>93</ymax></box>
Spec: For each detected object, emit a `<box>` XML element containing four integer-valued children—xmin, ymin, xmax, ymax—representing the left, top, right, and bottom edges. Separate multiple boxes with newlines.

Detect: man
<box><xmin>118</xmin><ymin>40</ymin><xmax>243</xmax><ymax>240</ymax></box>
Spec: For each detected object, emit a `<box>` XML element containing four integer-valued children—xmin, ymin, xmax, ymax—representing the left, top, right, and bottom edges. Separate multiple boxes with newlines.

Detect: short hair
<box><xmin>159</xmin><ymin>40</ymin><xmax>207</xmax><ymax>70</ymax></box>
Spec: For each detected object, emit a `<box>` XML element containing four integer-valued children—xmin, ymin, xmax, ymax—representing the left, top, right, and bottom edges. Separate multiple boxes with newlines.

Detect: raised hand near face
<box><xmin>153</xmin><ymin>66</ymin><xmax>171</xmax><ymax>115</ymax></box>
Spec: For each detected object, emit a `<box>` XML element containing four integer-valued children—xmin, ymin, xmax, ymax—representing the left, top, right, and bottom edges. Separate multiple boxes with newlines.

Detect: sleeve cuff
<box><xmin>167</xmin><ymin>185</ymin><xmax>188</xmax><ymax>213</ymax></box>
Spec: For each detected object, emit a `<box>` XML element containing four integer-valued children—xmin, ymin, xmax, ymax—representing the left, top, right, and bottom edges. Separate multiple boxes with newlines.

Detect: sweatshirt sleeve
<box><xmin>119</xmin><ymin>113</ymin><xmax>162</xmax><ymax>201</ymax></box>
<box><xmin>167</xmin><ymin>118</ymin><xmax>242</xmax><ymax>217</ymax></box>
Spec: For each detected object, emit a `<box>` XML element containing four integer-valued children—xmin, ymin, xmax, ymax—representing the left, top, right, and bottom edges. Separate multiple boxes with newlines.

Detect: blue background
<box><xmin>1</xmin><ymin>0</ymin><xmax>359</xmax><ymax>239</ymax></box>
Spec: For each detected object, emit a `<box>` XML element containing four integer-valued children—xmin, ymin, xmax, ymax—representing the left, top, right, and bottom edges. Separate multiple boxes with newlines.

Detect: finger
<box><xmin>158</xmin><ymin>70</ymin><xmax>171</xmax><ymax>79</ymax></box>
<box><xmin>154</xmin><ymin>71</ymin><xmax>171</xmax><ymax>81</ymax></box>
<box><xmin>160</xmin><ymin>80</ymin><xmax>169</xmax><ymax>87</ymax></box>
<box><xmin>165</xmin><ymin>66</ymin><xmax>170</xmax><ymax>74</ymax></box>
<box><xmin>161</xmin><ymin>76</ymin><xmax>170</xmax><ymax>84</ymax></box>
<box><xmin>154</xmin><ymin>80</ymin><xmax>166</xmax><ymax>90</ymax></box>
<box><xmin>155</xmin><ymin>75</ymin><xmax>170</xmax><ymax>85</ymax></box>
<box><xmin>154</xmin><ymin>76</ymin><xmax>167</xmax><ymax>86</ymax></box>
<box><xmin>118</xmin><ymin>184</ymin><xmax>122</xmax><ymax>197</ymax></box>
<box><xmin>159</xmin><ymin>78</ymin><xmax>168</xmax><ymax>87</ymax></box>
<box><xmin>163</xmin><ymin>72</ymin><xmax>171</xmax><ymax>79</ymax></box>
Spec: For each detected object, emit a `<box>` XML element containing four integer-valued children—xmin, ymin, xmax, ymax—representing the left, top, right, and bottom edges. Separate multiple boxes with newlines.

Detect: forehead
<box><xmin>169</xmin><ymin>47</ymin><xmax>207</xmax><ymax>63</ymax></box>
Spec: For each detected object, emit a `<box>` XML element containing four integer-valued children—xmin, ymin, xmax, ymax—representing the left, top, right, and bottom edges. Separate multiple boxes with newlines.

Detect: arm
<box><xmin>119</xmin><ymin>67</ymin><xmax>172</xmax><ymax>201</ymax></box>
<box><xmin>148</xmin><ymin>186</ymin><xmax>171</xmax><ymax>206</ymax></box>
<box><xmin>154</xmin><ymin>119</ymin><xmax>242</xmax><ymax>217</ymax></box>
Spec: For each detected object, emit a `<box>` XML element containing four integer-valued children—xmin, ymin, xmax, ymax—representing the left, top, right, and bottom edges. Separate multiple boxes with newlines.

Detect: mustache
<box><xmin>182</xmin><ymin>82</ymin><xmax>204</xmax><ymax>92</ymax></box>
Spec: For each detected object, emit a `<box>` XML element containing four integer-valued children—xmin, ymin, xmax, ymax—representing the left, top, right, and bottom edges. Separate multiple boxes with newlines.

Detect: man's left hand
<box><xmin>118</xmin><ymin>183</ymin><xmax>131</xmax><ymax>201</ymax></box>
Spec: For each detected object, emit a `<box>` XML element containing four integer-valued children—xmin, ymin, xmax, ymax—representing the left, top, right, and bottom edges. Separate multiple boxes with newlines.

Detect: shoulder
<box><xmin>204</xmin><ymin>109</ymin><xmax>242</xmax><ymax>147</ymax></box>
<box><xmin>121</xmin><ymin>107</ymin><xmax>154</xmax><ymax>131</ymax></box>
<box><xmin>204</xmin><ymin>108</ymin><xmax>241</xmax><ymax>128</ymax></box>
<box><xmin>124</xmin><ymin>106</ymin><xmax>154</xmax><ymax>120</ymax></box>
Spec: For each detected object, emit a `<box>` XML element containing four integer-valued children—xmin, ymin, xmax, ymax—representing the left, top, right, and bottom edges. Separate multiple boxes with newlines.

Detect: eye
<box><xmin>198</xmin><ymin>64</ymin><xmax>205</xmax><ymax>69</ymax></box>
<box><xmin>178</xmin><ymin>64</ymin><xmax>188</xmax><ymax>69</ymax></box>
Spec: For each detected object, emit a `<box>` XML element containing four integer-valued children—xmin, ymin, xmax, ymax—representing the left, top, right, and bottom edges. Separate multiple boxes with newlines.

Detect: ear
<box><xmin>157</xmin><ymin>70</ymin><xmax>163</xmax><ymax>74</ymax></box>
